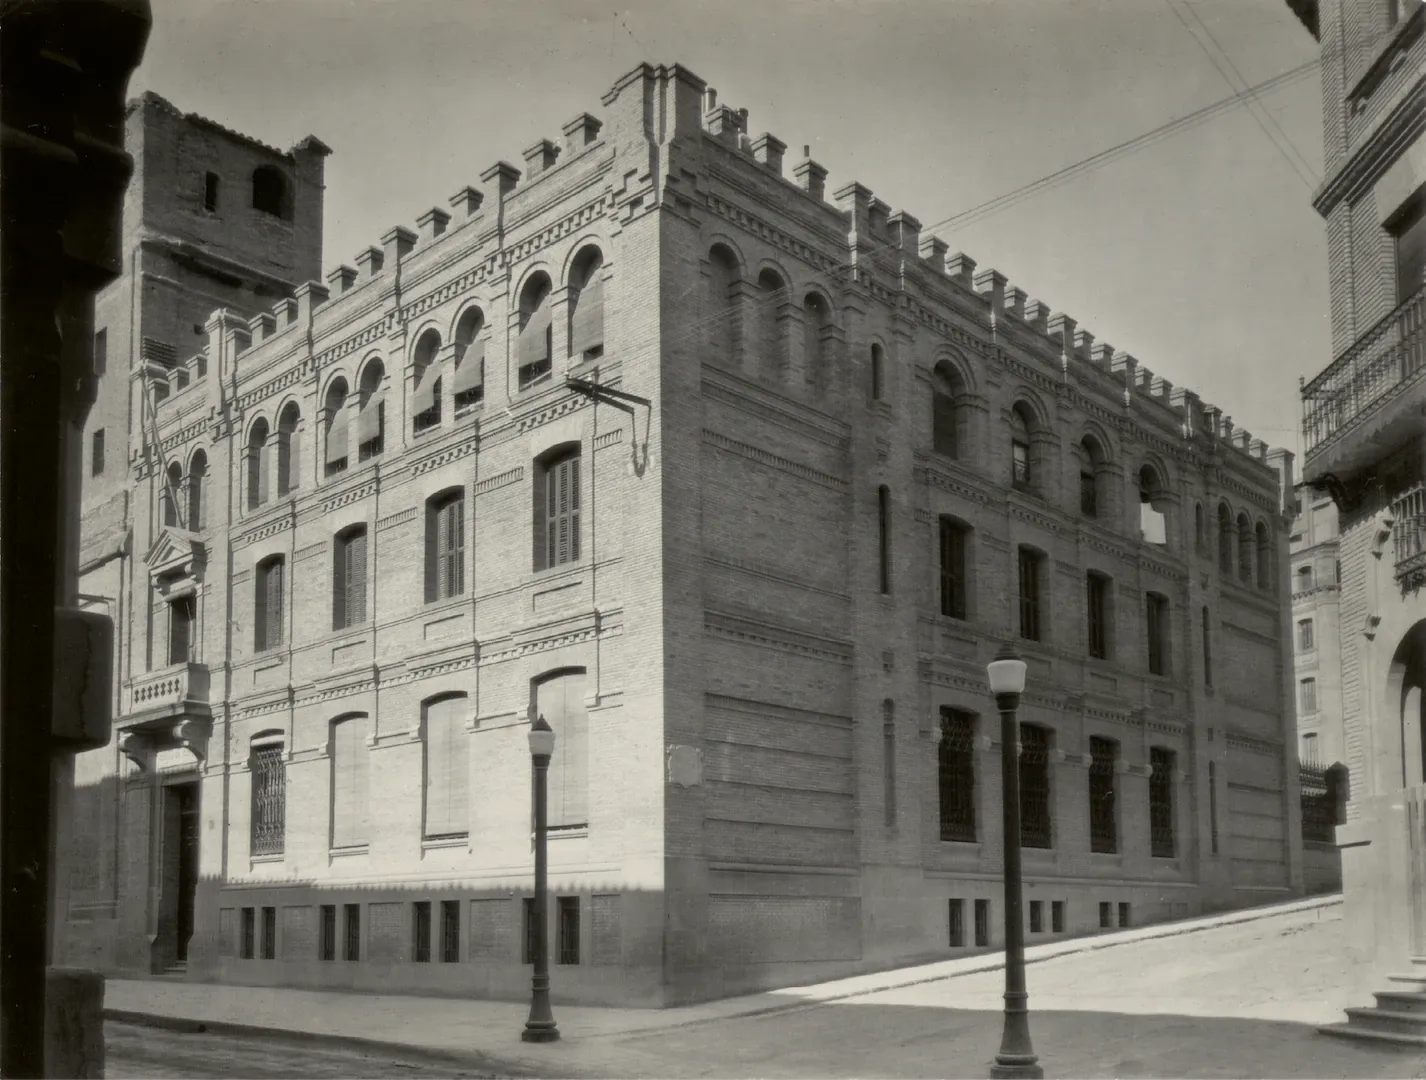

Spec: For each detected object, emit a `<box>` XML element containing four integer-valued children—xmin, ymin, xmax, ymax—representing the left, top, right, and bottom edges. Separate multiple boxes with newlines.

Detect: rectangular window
<box><xmin>1145</xmin><ymin>592</ymin><xmax>1169</xmax><ymax>676</ymax></box>
<box><xmin>1149</xmin><ymin>747</ymin><xmax>1176</xmax><ymax>858</ymax></box>
<box><xmin>330</xmin><ymin>715</ymin><xmax>371</xmax><ymax>850</ymax></box>
<box><xmin>167</xmin><ymin>594</ymin><xmax>195</xmax><ymax>667</ymax></box>
<box><xmin>412</xmin><ymin>902</ymin><xmax>432</xmax><ymax>963</ymax></box>
<box><xmin>1019</xmin><ymin>724</ymin><xmax>1052</xmax><ymax>849</ymax></box>
<box><xmin>249</xmin><ymin>742</ymin><xmax>285</xmax><ymax>857</ymax></box>
<box><xmin>204</xmin><ymin>171</ymin><xmax>220</xmax><ymax>212</ymax></box>
<box><xmin>974</xmin><ymin>899</ymin><xmax>990</xmax><ymax>947</ymax></box>
<box><xmin>932</xmin><ymin>391</ymin><xmax>958</xmax><ymax>456</ymax></box>
<box><xmin>241</xmin><ymin>907</ymin><xmax>255</xmax><ymax>959</ymax></box>
<box><xmin>320</xmin><ymin>905</ymin><xmax>336</xmax><ymax>961</ymax></box>
<box><xmin>939</xmin><ymin>517</ymin><xmax>968</xmax><ymax>619</ymax></box>
<box><xmin>1029</xmin><ymin>900</ymin><xmax>1044</xmax><ymax>934</ymax></box>
<box><xmin>423</xmin><ymin>696</ymin><xmax>469</xmax><ymax>840</ymax></box>
<box><xmin>441</xmin><ymin>900</ymin><xmax>461</xmax><ymax>963</ymax></box>
<box><xmin>1297</xmin><ymin>618</ymin><xmax>1314</xmax><ymax>651</ymax></box>
<box><xmin>522</xmin><ymin>897</ymin><xmax>537</xmax><ymax>965</ymax></box>
<box><xmin>557</xmin><ymin>897</ymin><xmax>580</xmax><ymax>966</ymax></box>
<box><xmin>535</xmin><ymin>453</ymin><xmax>581</xmax><ymax>571</ymax></box>
<box><xmin>1012</xmin><ymin>440</ymin><xmax>1031</xmax><ymax>488</ymax></box>
<box><xmin>1202</xmin><ymin>606</ymin><xmax>1213</xmax><ymax>688</ymax></box>
<box><xmin>1391</xmin><ymin>194</ymin><xmax>1426</xmax><ymax>303</ymax></box>
<box><xmin>1080</xmin><ymin>471</ymin><xmax>1097</xmax><ymax>516</ymax></box>
<box><xmin>334</xmin><ymin>528</ymin><xmax>368</xmax><ymax>630</ymax></box>
<box><xmin>93</xmin><ymin>328</ymin><xmax>107</xmax><ymax>375</ymax></box>
<box><xmin>1099</xmin><ymin>902</ymin><xmax>1112</xmax><ymax>929</ymax></box>
<box><xmin>427</xmin><ymin>493</ymin><xmax>465</xmax><ymax>602</ymax></box>
<box><xmin>948</xmin><ymin>899</ymin><xmax>966</xmax><ymax>947</ymax></box>
<box><xmin>261</xmin><ymin>907</ymin><xmax>276</xmax><ymax>960</ymax></box>
<box><xmin>1302</xmin><ymin>731</ymin><xmax>1319</xmax><ymax>763</ymax></box>
<box><xmin>344</xmin><ymin>904</ymin><xmax>361</xmax><ymax>961</ymax></box>
<box><xmin>1088</xmin><ymin>736</ymin><xmax>1118</xmax><ymax>854</ymax></box>
<box><xmin>1208</xmin><ymin>761</ymin><xmax>1219</xmax><ymax>855</ymax></box>
<box><xmin>938</xmin><ymin>709</ymin><xmax>977</xmax><ymax>842</ymax></box>
<box><xmin>1052</xmin><ymin>900</ymin><xmax>1065</xmax><ymax>933</ymax></box>
<box><xmin>1118</xmin><ymin>902</ymin><xmax>1131</xmax><ymax>928</ymax></box>
<box><xmin>1086</xmin><ymin>572</ymin><xmax>1110</xmax><ymax>659</ymax></box>
<box><xmin>1018</xmin><ymin>548</ymin><xmax>1042</xmax><ymax>642</ymax></box>
<box><xmin>91</xmin><ymin>428</ymin><xmax>105</xmax><ymax>477</ymax></box>
<box><xmin>878</xmin><ymin>487</ymin><xmax>892</xmax><ymax>595</ymax></box>
<box><xmin>882</xmin><ymin>702</ymin><xmax>896</xmax><ymax>828</ymax></box>
<box><xmin>535</xmin><ymin>671</ymin><xmax>589</xmax><ymax>832</ymax></box>
<box><xmin>255</xmin><ymin>557</ymin><xmax>284</xmax><ymax>652</ymax></box>
<box><xmin>1300</xmin><ymin>678</ymin><xmax>1318</xmax><ymax>714</ymax></box>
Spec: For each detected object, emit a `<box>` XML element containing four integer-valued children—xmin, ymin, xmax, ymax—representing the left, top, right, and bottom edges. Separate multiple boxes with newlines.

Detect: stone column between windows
<box><xmin>780</xmin><ymin>300</ymin><xmax>805</xmax><ymax>388</ymax></box>
<box><xmin>728</xmin><ymin>278</ymin><xmax>758</xmax><ymax>374</ymax></box>
<box><xmin>974</xmin><ymin>732</ymin><xmax>1001</xmax><ymax>861</ymax></box>
<box><xmin>1061</xmin><ymin>750</ymin><xmax>1093</xmax><ymax>859</ymax></box>
<box><xmin>550</xmin><ymin>284</ymin><xmax>572</xmax><ymax>376</ymax></box>
<box><xmin>1171</xmin><ymin>763</ymin><xmax>1190</xmax><ymax>867</ymax></box>
<box><xmin>1120</xmin><ymin>759</ymin><xmax>1153</xmax><ymax>871</ymax></box>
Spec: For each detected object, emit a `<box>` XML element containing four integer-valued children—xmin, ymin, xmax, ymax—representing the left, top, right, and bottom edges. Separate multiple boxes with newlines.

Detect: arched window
<box><xmin>1255</xmin><ymin>521</ymin><xmax>1272</xmax><ymax>589</ymax></box>
<box><xmin>421</xmin><ymin>694</ymin><xmax>468</xmax><ymax>840</ymax></box>
<box><xmin>1010</xmin><ymin>403</ymin><xmax>1036</xmax><ymax>491</ymax></box>
<box><xmin>251</xmin><ymin>166</ymin><xmax>288</xmax><ymax>218</ymax></box>
<box><xmin>164</xmin><ymin>461</ymin><xmax>182</xmax><ymax>527</ymax></box>
<box><xmin>1237</xmin><ymin>512</ymin><xmax>1254</xmax><ymax>582</ymax></box>
<box><xmin>1217</xmin><ymin>503</ymin><xmax>1234</xmax><ymax>574</ymax></box>
<box><xmin>356</xmin><ymin>359</ymin><xmax>385</xmax><ymax>460</ymax></box>
<box><xmin>709</xmin><ymin>245</ymin><xmax>741</xmax><ymax>367</ymax></box>
<box><xmin>534</xmin><ymin>669</ymin><xmax>589</xmax><ymax>831</ymax></box>
<box><xmin>246</xmin><ymin>419</ymin><xmax>270</xmax><ymax>510</ymax></box>
<box><xmin>568</xmin><ymin>246</ymin><xmax>605</xmax><ymax>362</ymax></box>
<box><xmin>412</xmin><ymin>328</ymin><xmax>442</xmax><ymax>434</ymax></box>
<box><xmin>425</xmin><ymin>488</ymin><xmax>465</xmax><ymax>603</ymax></box>
<box><xmin>186</xmin><ymin>450</ymin><xmax>207</xmax><ymax>531</ymax></box>
<box><xmin>1079</xmin><ymin>435</ymin><xmax>1107</xmax><ymax>518</ymax></box>
<box><xmin>932</xmin><ymin>362</ymin><xmax>968</xmax><ymax>459</ymax></box>
<box><xmin>333</xmin><ymin>524</ymin><xmax>368</xmax><ymax>630</ymax></box>
<box><xmin>330</xmin><ymin>713</ymin><xmax>371</xmax><ymax>850</ymax></box>
<box><xmin>323</xmin><ymin>380</ymin><xmax>349</xmax><ymax>477</ymax></box>
<box><xmin>756</xmin><ymin>269</ymin><xmax>788</xmax><ymax>379</ymax></box>
<box><xmin>869</xmin><ymin>343</ymin><xmax>885</xmax><ymax>401</ymax></box>
<box><xmin>803</xmin><ymin>292</ymin><xmax>831</xmax><ymax>392</ymax></box>
<box><xmin>276</xmin><ymin>401</ymin><xmax>300</xmax><ymax>496</ymax></box>
<box><xmin>451</xmin><ymin>308</ymin><xmax>484</xmax><ymax>410</ymax></box>
<box><xmin>1138</xmin><ymin>464</ymin><xmax>1168</xmax><ymax>546</ymax></box>
<box><xmin>517</xmin><ymin>273</ymin><xmax>553</xmax><ymax>389</ymax></box>
<box><xmin>534</xmin><ymin>446</ymin><xmax>581</xmax><ymax>571</ymax></box>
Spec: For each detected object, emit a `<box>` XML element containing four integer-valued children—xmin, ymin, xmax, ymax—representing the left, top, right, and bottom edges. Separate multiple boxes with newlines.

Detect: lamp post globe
<box><xmin>986</xmin><ymin>641</ymin><xmax>1042</xmax><ymax>1080</ymax></box>
<box><xmin>522</xmin><ymin>714</ymin><xmax>559</xmax><ymax>1043</ymax></box>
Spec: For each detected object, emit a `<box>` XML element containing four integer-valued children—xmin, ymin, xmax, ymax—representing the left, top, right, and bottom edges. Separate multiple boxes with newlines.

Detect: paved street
<box><xmin>106</xmin><ymin>902</ymin><xmax>1426</xmax><ymax>1079</ymax></box>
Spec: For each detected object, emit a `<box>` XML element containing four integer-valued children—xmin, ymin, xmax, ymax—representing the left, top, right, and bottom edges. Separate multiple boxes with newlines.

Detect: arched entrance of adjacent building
<box><xmin>1388</xmin><ymin>620</ymin><xmax>1426</xmax><ymax>789</ymax></box>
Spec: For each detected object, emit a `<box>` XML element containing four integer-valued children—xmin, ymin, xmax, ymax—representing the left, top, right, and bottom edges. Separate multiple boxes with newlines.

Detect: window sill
<box><xmin>540</xmin><ymin>826</ymin><xmax>589</xmax><ymax>842</ymax></box>
<box><xmin>329</xmin><ymin>845</ymin><xmax>369</xmax><ymax>858</ymax></box>
<box><xmin>938</xmin><ymin>837</ymin><xmax>980</xmax><ymax>849</ymax></box>
<box><xmin>421</xmin><ymin>835</ymin><xmax>468</xmax><ymax>851</ymax></box>
<box><xmin>250</xmin><ymin>853</ymin><xmax>284</xmax><ymax>865</ymax></box>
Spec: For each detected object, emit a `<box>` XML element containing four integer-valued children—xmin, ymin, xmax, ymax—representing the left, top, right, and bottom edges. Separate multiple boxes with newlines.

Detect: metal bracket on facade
<box><xmin>565</xmin><ymin>377</ymin><xmax>653</xmax><ymax>476</ymax></box>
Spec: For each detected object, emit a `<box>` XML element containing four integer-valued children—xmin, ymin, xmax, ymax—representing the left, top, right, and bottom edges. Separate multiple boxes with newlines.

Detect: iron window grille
<box><xmin>320</xmin><ymin>905</ymin><xmax>336</xmax><ymax>961</ymax></box>
<box><xmin>344</xmin><ymin>904</ymin><xmax>361</xmax><ymax>961</ymax></box>
<box><xmin>1029</xmin><ymin>900</ymin><xmax>1044</xmax><ymax>933</ymax></box>
<box><xmin>939</xmin><ymin>517</ymin><xmax>968</xmax><ymax>619</ymax></box>
<box><xmin>1052</xmin><ymin>901</ymin><xmax>1065</xmax><ymax>933</ymax></box>
<box><xmin>1086</xmin><ymin>573</ymin><xmax>1109</xmax><ymax>659</ymax></box>
<box><xmin>1080</xmin><ymin>471</ymin><xmax>1097</xmax><ymax>517</ymax></box>
<box><xmin>440</xmin><ymin>900</ymin><xmax>460</xmax><ymax>963</ymax></box>
<box><xmin>412</xmin><ymin>901</ymin><xmax>432</xmax><ymax>963</ymax></box>
<box><xmin>241</xmin><ymin>907</ymin><xmax>255</xmax><ymax>959</ymax></box>
<box><xmin>974</xmin><ymin>900</ymin><xmax>990</xmax><ymax>947</ymax></box>
<box><xmin>260</xmin><ymin>907</ymin><xmax>276</xmax><ymax>960</ymax></box>
<box><xmin>1088</xmin><ymin>737</ymin><xmax>1118</xmax><ymax>854</ymax></box>
<box><xmin>1300</xmin><ymin>762</ymin><xmax>1339</xmax><ymax>844</ymax></box>
<box><xmin>1099</xmin><ymin>902</ymin><xmax>1112</xmax><ymax>929</ymax></box>
<box><xmin>938</xmin><ymin>709</ymin><xmax>977</xmax><ymax>842</ymax></box>
<box><xmin>557</xmin><ymin>897</ymin><xmax>580</xmax><ymax>966</ymax></box>
<box><xmin>1145</xmin><ymin>593</ymin><xmax>1169</xmax><ymax>675</ymax></box>
<box><xmin>249</xmin><ymin>744</ymin><xmax>285</xmax><ymax>857</ymax></box>
<box><xmin>948</xmin><ymin>900</ymin><xmax>965</xmax><ymax>947</ymax></box>
<box><xmin>1019</xmin><ymin>724</ymin><xmax>1052</xmax><ymax>849</ymax></box>
<box><xmin>1149</xmin><ymin>748</ymin><xmax>1176</xmax><ymax>858</ymax></box>
<box><xmin>1118</xmin><ymin>902</ymin><xmax>1131</xmax><ymax>928</ymax></box>
<box><xmin>1018</xmin><ymin>548</ymin><xmax>1042</xmax><ymax>642</ymax></box>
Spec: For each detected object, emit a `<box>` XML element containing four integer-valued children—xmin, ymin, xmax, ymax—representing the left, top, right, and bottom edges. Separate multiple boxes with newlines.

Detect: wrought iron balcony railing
<box><xmin>125</xmin><ymin>661</ymin><xmax>210</xmax><ymax>716</ymax></box>
<box><xmin>1302</xmin><ymin>286</ymin><xmax>1426</xmax><ymax>458</ymax></box>
<box><xmin>1394</xmin><ymin>483</ymin><xmax>1426</xmax><ymax>589</ymax></box>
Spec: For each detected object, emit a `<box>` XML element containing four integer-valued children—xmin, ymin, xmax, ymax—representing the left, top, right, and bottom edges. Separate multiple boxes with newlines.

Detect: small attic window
<box><xmin>251</xmin><ymin>166</ymin><xmax>289</xmax><ymax>219</ymax></box>
<box><xmin>204</xmin><ymin>172</ymin><xmax>220</xmax><ymax>212</ymax></box>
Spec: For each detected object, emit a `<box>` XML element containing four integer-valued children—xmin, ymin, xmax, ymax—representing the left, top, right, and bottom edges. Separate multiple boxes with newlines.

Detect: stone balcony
<box><xmin>124</xmin><ymin>661</ymin><xmax>211</xmax><ymax>721</ymax></box>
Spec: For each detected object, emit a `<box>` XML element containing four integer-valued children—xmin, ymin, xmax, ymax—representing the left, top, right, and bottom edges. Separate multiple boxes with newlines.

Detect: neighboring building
<box><xmin>1286</xmin><ymin>0</ymin><xmax>1426</xmax><ymax>1035</ymax></box>
<box><xmin>60</xmin><ymin>65</ymin><xmax>1304</xmax><ymax>1008</ymax></box>
<box><xmin>1289</xmin><ymin>485</ymin><xmax>1344</xmax><ymax>766</ymax></box>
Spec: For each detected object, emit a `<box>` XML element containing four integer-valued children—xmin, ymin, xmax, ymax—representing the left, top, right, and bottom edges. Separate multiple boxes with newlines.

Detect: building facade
<box><xmin>1286</xmin><ymin>0</ymin><xmax>1426</xmax><ymax>988</ymax></box>
<box><xmin>1290</xmin><ymin>486</ymin><xmax>1345</xmax><ymax>766</ymax></box>
<box><xmin>61</xmin><ymin>65</ymin><xmax>1305</xmax><ymax>1007</ymax></box>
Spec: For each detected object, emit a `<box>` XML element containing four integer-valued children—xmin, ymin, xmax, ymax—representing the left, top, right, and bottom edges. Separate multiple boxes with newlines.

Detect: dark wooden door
<box><xmin>174</xmin><ymin>783</ymin><xmax>200</xmax><ymax>961</ymax></box>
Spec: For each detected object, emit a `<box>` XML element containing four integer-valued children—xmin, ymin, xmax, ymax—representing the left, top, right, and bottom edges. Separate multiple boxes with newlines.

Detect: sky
<box><xmin>130</xmin><ymin>0</ymin><xmax>1327</xmax><ymax>461</ymax></box>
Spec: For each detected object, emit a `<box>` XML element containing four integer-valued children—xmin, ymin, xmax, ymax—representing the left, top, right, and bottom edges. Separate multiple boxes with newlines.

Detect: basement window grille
<box><xmin>557</xmin><ymin>897</ymin><xmax>580</xmax><ymax>966</ymax></box>
<box><xmin>974</xmin><ymin>900</ymin><xmax>990</xmax><ymax>947</ymax></box>
<box><xmin>412</xmin><ymin>902</ymin><xmax>432</xmax><ymax>963</ymax></box>
<box><xmin>441</xmin><ymin>900</ymin><xmax>460</xmax><ymax>963</ymax></box>
<box><xmin>344</xmin><ymin>904</ymin><xmax>361</xmax><ymax>961</ymax></box>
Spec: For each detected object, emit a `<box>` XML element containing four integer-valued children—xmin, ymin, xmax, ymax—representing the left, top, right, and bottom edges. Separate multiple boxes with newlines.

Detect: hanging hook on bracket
<box><xmin>564</xmin><ymin>376</ymin><xmax>652</xmax><ymax>477</ymax></box>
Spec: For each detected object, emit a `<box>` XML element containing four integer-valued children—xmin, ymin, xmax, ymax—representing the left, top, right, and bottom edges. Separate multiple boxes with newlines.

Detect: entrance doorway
<box><xmin>168</xmin><ymin>782</ymin><xmax>200</xmax><ymax>962</ymax></box>
<box><xmin>1390</xmin><ymin>621</ymin><xmax>1426</xmax><ymax>790</ymax></box>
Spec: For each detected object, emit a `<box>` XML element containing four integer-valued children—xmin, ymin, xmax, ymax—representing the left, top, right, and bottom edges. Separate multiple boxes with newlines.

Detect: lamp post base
<box><xmin>521</xmin><ymin>1023</ymin><xmax>561</xmax><ymax>1044</ymax></box>
<box><xmin>989</xmin><ymin>1055</ymin><xmax>1043</xmax><ymax>1079</ymax></box>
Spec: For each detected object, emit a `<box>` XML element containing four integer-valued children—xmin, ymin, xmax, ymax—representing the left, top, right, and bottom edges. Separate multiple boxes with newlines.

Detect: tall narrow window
<box><xmin>1079</xmin><ymin>435</ymin><xmax>1105</xmax><ymax>518</ymax></box>
<box><xmin>517</xmin><ymin>273</ymin><xmax>554</xmax><ymax>389</ymax></box>
<box><xmin>1390</xmin><ymin>192</ymin><xmax>1426</xmax><ymax>303</ymax></box>
<box><xmin>1018</xmin><ymin>547</ymin><xmax>1043</xmax><ymax>642</ymax></box>
<box><xmin>1019</xmin><ymin>724</ymin><xmax>1052</xmax><ymax>849</ymax></box>
<box><xmin>1208</xmin><ymin>761</ymin><xmax>1219</xmax><ymax>855</ymax></box>
<box><xmin>948</xmin><ymin>899</ymin><xmax>966</xmax><ymax>947</ymax></box>
<box><xmin>877</xmin><ymin>486</ymin><xmax>892</xmax><ymax>595</ymax></box>
<box><xmin>254</xmin><ymin>556</ymin><xmax>284</xmax><ymax>652</ymax></box>
<box><xmin>204</xmin><ymin>171</ymin><xmax>220</xmax><ymax>212</ymax></box>
<box><xmin>1202</xmin><ymin>606</ymin><xmax>1213</xmax><ymax>688</ymax></box>
<box><xmin>756</xmin><ymin>269</ymin><xmax>788</xmax><ymax>379</ymax></box>
<box><xmin>1080</xmin><ymin>471</ymin><xmax>1097</xmax><ymax>517</ymax></box>
<box><xmin>423</xmin><ymin>695</ymin><xmax>469</xmax><ymax>840</ymax></box>
<box><xmin>412</xmin><ymin>902</ymin><xmax>432</xmax><ymax>963</ymax></box>
<box><xmin>451</xmin><ymin>309</ymin><xmax>484</xmax><ymax>410</ymax></box>
<box><xmin>1302</xmin><ymin>731</ymin><xmax>1319</xmax><ymax>763</ymax></box>
<box><xmin>1145</xmin><ymin>592</ymin><xmax>1169</xmax><ymax>676</ymax></box>
<box><xmin>356</xmin><ymin>359</ymin><xmax>386</xmax><ymax>460</ymax></box>
<box><xmin>535</xmin><ymin>670</ymin><xmax>589</xmax><ymax>831</ymax></box>
<box><xmin>1086</xmin><ymin>572</ymin><xmax>1110</xmax><ymax>660</ymax></box>
<box><xmin>241</xmin><ymin>908</ymin><xmax>255</xmax><ymax>958</ymax></box>
<box><xmin>93</xmin><ymin>328</ymin><xmax>107</xmax><ymax>375</ymax></box>
<box><xmin>276</xmin><ymin>401</ymin><xmax>300</xmax><ymax>496</ymax></box>
<box><xmin>1298</xmin><ymin>618</ymin><xmax>1315</xmax><ymax>651</ymax></box>
<box><xmin>247</xmin><ymin>419</ymin><xmax>270</xmax><ymax>510</ymax></box>
<box><xmin>1138</xmin><ymin>466</ymin><xmax>1168</xmax><ymax>546</ymax></box>
<box><xmin>1194</xmin><ymin>502</ymin><xmax>1205</xmax><ymax>552</ymax></box>
<box><xmin>91</xmin><ymin>428</ymin><xmax>105</xmax><ymax>477</ymax></box>
<box><xmin>344</xmin><ymin>904</ymin><xmax>361</xmax><ymax>961</ymax></box>
<box><xmin>882</xmin><ymin>700</ymin><xmax>896</xmax><ymax>827</ymax></box>
<box><xmin>568</xmin><ymin>247</ymin><xmax>605</xmax><ymax>361</ymax></box>
<box><xmin>1010</xmin><ymin>406</ymin><xmax>1033</xmax><ymax>490</ymax></box>
<box><xmin>441</xmin><ymin>900</ymin><xmax>460</xmax><ymax>963</ymax></box>
<box><xmin>324</xmin><ymin>379</ymin><xmax>349</xmax><ymax>477</ymax></box>
<box><xmin>320</xmin><ymin>905</ymin><xmax>336</xmax><ymax>961</ymax></box>
<box><xmin>1149</xmin><ymin>747</ymin><xmax>1176</xmax><ymax>858</ymax></box>
<box><xmin>333</xmin><ymin>525</ymin><xmax>368</xmax><ymax>630</ymax></box>
<box><xmin>535</xmin><ymin>449</ymin><xmax>581</xmax><ymax>571</ymax></box>
<box><xmin>330</xmin><ymin>714</ymin><xmax>371</xmax><ymax>850</ymax></box>
<box><xmin>1088</xmin><ymin>737</ymin><xmax>1118</xmax><ymax>854</ymax></box>
<box><xmin>1255</xmin><ymin>522</ymin><xmax>1272</xmax><ymax>589</ymax></box>
<box><xmin>938</xmin><ymin>708</ymin><xmax>977</xmax><ymax>842</ymax></box>
<box><xmin>802</xmin><ymin>293</ymin><xmax>831</xmax><ymax>392</ymax></box>
<box><xmin>411</xmin><ymin>329</ymin><xmax>442</xmax><ymax>434</ymax></box>
<box><xmin>870</xmin><ymin>344</ymin><xmax>885</xmax><ymax>401</ymax></box>
<box><xmin>709</xmin><ymin>245</ymin><xmax>741</xmax><ymax>367</ymax></box>
<box><xmin>261</xmin><ymin>907</ymin><xmax>276</xmax><ymax>959</ymax></box>
<box><xmin>251</xmin><ymin>166</ymin><xmax>287</xmax><ymax>218</ymax></box>
<box><xmin>164</xmin><ymin>462</ymin><xmax>182</xmax><ymax>527</ymax></box>
<box><xmin>425</xmin><ymin>489</ymin><xmax>465</xmax><ymax>603</ymax></box>
<box><xmin>975</xmin><ymin>899</ymin><xmax>990</xmax><ymax>946</ymax></box>
<box><xmin>1298</xmin><ymin>565</ymin><xmax>1315</xmax><ymax>591</ymax></box>
<box><xmin>557</xmin><ymin>897</ymin><xmax>580</xmax><ymax>965</ymax></box>
<box><xmin>249</xmin><ymin>737</ymin><xmax>285</xmax><ymax>857</ymax></box>
<box><xmin>187</xmin><ymin>450</ymin><xmax>207</xmax><ymax>530</ymax></box>
<box><xmin>1218</xmin><ymin>503</ymin><xmax>1233</xmax><ymax>574</ymax></box>
<box><xmin>1237</xmin><ymin>513</ymin><xmax>1254</xmax><ymax>582</ymax></box>
<box><xmin>1300</xmin><ymin>677</ymin><xmax>1318</xmax><ymax>714</ymax></box>
<box><xmin>932</xmin><ymin>363</ymin><xmax>966</xmax><ymax>458</ymax></box>
<box><xmin>939</xmin><ymin>517</ymin><xmax>968</xmax><ymax>619</ymax></box>
<box><xmin>168</xmin><ymin>594</ymin><xmax>195</xmax><ymax>667</ymax></box>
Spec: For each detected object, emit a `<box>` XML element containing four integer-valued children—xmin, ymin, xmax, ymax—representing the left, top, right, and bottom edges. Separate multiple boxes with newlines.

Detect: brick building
<box><xmin>1285</xmin><ymin>0</ymin><xmax>1426</xmax><ymax>1031</ymax></box>
<box><xmin>1289</xmin><ymin>487</ymin><xmax>1344</xmax><ymax>767</ymax></box>
<box><xmin>60</xmin><ymin>64</ymin><xmax>1305</xmax><ymax>1007</ymax></box>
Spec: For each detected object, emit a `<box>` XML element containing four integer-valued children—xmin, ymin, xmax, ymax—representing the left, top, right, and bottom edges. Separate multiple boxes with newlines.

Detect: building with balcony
<box><xmin>60</xmin><ymin>65</ymin><xmax>1306</xmax><ymax>1006</ymax></box>
<box><xmin>1286</xmin><ymin>0</ymin><xmax>1426</xmax><ymax>1036</ymax></box>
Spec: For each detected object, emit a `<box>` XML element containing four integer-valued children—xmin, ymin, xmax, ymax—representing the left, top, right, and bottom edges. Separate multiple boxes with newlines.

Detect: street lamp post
<box><xmin>522</xmin><ymin>714</ymin><xmax>560</xmax><ymax>1043</ymax></box>
<box><xmin>986</xmin><ymin>641</ymin><xmax>1042</xmax><ymax>1080</ymax></box>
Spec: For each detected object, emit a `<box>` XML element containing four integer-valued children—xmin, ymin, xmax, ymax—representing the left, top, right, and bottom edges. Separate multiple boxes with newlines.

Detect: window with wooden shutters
<box><xmin>248</xmin><ymin>421</ymin><xmax>270</xmax><ymax>509</ymax></box>
<box><xmin>535</xmin><ymin>670</ymin><xmax>589</xmax><ymax>832</ymax></box>
<box><xmin>422</xmin><ymin>695</ymin><xmax>468</xmax><ymax>839</ymax></box>
<box><xmin>534</xmin><ymin>450</ymin><xmax>581</xmax><ymax>572</ymax></box>
<box><xmin>425</xmin><ymin>491</ymin><xmax>465</xmax><ymax>603</ymax></box>
<box><xmin>1086</xmin><ymin>572</ymin><xmax>1110</xmax><ymax>659</ymax></box>
<box><xmin>255</xmin><ymin>556</ymin><xmax>284</xmax><ymax>652</ymax></box>
<box><xmin>939</xmin><ymin>517</ymin><xmax>968</xmax><ymax>619</ymax></box>
<box><xmin>518</xmin><ymin>274</ymin><xmax>554</xmax><ymax>389</ymax></box>
<box><xmin>325</xmin><ymin>380</ymin><xmax>350</xmax><ymax>477</ymax></box>
<box><xmin>333</xmin><ymin>526</ymin><xmax>367</xmax><ymax>630</ymax></box>
<box><xmin>168</xmin><ymin>594</ymin><xmax>195</xmax><ymax>667</ymax></box>
<box><xmin>277</xmin><ymin>402</ymin><xmax>300</xmax><ymax>496</ymax></box>
<box><xmin>569</xmin><ymin>248</ymin><xmax>605</xmax><ymax>361</ymax></box>
<box><xmin>330</xmin><ymin>714</ymin><xmax>370</xmax><ymax>850</ymax></box>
